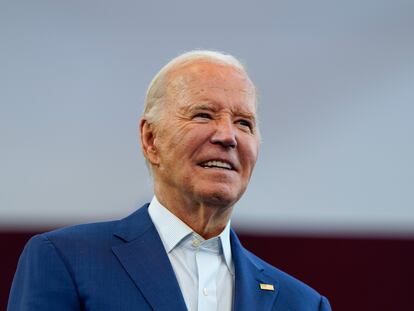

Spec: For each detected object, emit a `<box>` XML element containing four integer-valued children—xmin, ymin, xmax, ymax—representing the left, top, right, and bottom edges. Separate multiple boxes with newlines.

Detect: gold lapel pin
<box><xmin>259</xmin><ymin>283</ymin><xmax>275</xmax><ymax>291</ymax></box>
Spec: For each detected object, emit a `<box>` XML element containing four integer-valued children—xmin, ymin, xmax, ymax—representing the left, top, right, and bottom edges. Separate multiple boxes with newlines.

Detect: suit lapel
<box><xmin>231</xmin><ymin>230</ymin><xmax>279</xmax><ymax>311</ymax></box>
<box><xmin>112</xmin><ymin>205</ymin><xmax>187</xmax><ymax>311</ymax></box>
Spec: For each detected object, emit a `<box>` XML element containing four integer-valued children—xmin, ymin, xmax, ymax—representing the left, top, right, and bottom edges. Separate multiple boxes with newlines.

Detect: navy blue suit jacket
<box><xmin>8</xmin><ymin>204</ymin><xmax>331</xmax><ymax>310</ymax></box>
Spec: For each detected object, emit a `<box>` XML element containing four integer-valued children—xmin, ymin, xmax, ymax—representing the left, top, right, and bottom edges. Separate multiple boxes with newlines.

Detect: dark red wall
<box><xmin>240</xmin><ymin>234</ymin><xmax>414</xmax><ymax>310</ymax></box>
<box><xmin>2</xmin><ymin>230</ymin><xmax>413</xmax><ymax>310</ymax></box>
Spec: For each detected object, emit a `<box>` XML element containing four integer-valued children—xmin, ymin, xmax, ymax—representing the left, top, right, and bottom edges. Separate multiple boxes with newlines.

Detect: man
<box><xmin>8</xmin><ymin>50</ymin><xmax>331</xmax><ymax>310</ymax></box>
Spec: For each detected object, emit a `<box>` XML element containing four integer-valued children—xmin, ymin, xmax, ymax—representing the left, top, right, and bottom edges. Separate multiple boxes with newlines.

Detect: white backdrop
<box><xmin>1</xmin><ymin>0</ymin><xmax>413</xmax><ymax>236</ymax></box>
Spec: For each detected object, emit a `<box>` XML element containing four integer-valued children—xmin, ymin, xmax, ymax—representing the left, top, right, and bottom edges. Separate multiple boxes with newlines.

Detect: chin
<box><xmin>196</xmin><ymin>187</ymin><xmax>242</xmax><ymax>207</ymax></box>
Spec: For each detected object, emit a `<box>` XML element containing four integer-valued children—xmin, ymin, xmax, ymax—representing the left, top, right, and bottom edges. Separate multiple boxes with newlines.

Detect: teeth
<box><xmin>201</xmin><ymin>160</ymin><xmax>232</xmax><ymax>169</ymax></box>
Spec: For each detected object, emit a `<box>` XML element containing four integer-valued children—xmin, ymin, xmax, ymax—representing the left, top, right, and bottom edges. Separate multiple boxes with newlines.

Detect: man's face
<box><xmin>150</xmin><ymin>62</ymin><xmax>259</xmax><ymax>207</ymax></box>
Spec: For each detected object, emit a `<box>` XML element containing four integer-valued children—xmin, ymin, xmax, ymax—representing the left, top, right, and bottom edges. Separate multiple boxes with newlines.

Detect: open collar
<box><xmin>112</xmin><ymin>204</ymin><xmax>279</xmax><ymax>311</ymax></box>
<box><xmin>148</xmin><ymin>196</ymin><xmax>234</xmax><ymax>274</ymax></box>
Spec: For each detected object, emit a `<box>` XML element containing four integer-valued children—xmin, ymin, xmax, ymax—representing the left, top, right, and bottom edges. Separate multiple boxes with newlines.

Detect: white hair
<box><xmin>143</xmin><ymin>50</ymin><xmax>253</xmax><ymax>125</ymax></box>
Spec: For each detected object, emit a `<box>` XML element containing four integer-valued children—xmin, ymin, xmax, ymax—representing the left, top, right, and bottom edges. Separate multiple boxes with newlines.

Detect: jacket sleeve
<box><xmin>318</xmin><ymin>295</ymin><xmax>332</xmax><ymax>311</ymax></box>
<box><xmin>7</xmin><ymin>234</ymin><xmax>82</xmax><ymax>311</ymax></box>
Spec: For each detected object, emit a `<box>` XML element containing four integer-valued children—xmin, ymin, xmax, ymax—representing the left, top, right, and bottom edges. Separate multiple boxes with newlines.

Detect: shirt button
<box><xmin>192</xmin><ymin>239</ymin><xmax>201</xmax><ymax>247</ymax></box>
<box><xmin>203</xmin><ymin>288</ymin><xmax>208</xmax><ymax>296</ymax></box>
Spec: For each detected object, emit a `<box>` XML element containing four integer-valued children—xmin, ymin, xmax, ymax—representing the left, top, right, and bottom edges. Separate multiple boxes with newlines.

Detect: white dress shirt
<box><xmin>148</xmin><ymin>196</ymin><xmax>234</xmax><ymax>311</ymax></box>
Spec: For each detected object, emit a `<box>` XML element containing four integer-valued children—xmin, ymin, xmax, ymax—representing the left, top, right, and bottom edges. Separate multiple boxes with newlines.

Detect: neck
<box><xmin>154</xmin><ymin>188</ymin><xmax>233</xmax><ymax>240</ymax></box>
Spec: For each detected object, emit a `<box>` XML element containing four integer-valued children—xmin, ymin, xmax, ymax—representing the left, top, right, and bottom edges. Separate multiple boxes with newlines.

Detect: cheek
<box><xmin>180</xmin><ymin>126</ymin><xmax>212</xmax><ymax>147</ymax></box>
<box><xmin>156</xmin><ymin>123</ymin><xmax>186</xmax><ymax>151</ymax></box>
<box><xmin>159</xmin><ymin>128</ymin><xmax>204</xmax><ymax>162</ymax></box>
<box><xmin>241</xmin><ymin>141</ymin><xmax>259</xmax><ymax>171</ymax></box>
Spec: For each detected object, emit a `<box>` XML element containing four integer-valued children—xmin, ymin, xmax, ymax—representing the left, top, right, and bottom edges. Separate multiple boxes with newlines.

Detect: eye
<box><xmin>236</xmin><ymin>119</ymin><xmax>253</xmax><ymax>131</ymax></box>
<box><xmin>193</xmin><ymin>112</ymin><xmax>212</xmax><ymax>120</ymax></box>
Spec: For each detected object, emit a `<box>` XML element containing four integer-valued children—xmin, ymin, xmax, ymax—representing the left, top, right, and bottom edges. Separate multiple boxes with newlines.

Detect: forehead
<box><xmin>166</xmin><ymin>62</ymin><xmax>257</xmax><ymax>112</ymax></box>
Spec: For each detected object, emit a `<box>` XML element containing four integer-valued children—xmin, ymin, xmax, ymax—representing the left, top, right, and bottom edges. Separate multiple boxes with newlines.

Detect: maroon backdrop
<box><xmin>2</xmin><ymin>230</ymin><xmax>413</xmax><ymax>310</ymax></box>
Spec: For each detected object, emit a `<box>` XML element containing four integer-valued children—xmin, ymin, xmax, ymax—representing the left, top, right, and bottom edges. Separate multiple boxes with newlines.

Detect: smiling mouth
<box><xmin>199</xmin><ymin>160</ymin><xmax>233</xmax><ymax>170</ymax></box>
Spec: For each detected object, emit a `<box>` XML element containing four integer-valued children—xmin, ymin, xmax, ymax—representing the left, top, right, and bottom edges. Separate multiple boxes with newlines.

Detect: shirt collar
<box><xmin>148</xmin><ymin>196</ymin><xmax>193</xmax><ymax>253</ymax></box>
<box><xmin>148</xmin><ymin>196</ymin><xmax>234</xmax><ymax>274</ymax></box>
<box><xmin>219</xmin><ymin>219</ymin><xmax>234</xmax><ymax>275</ymax></box>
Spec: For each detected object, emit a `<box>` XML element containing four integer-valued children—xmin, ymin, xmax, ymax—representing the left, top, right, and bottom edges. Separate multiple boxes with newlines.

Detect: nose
<box><xmin>210</xmin><ymin>118</ymin><xmax>237</xmax><ymax>148</ymax></box>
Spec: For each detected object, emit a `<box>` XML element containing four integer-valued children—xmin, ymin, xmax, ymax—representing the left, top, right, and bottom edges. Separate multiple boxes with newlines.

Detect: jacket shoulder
<box><xmin>41</xmin><ymin>203</ymin><xmax>150</xmax><ymax>248</ymax></box>
<box><xmin>43</xmin><ymin>218</ymin><xmax>118</xmax><ymax>244</ymax></box>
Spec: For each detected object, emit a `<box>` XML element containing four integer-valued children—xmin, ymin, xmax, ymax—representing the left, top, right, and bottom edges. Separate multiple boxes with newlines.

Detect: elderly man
<box><xmin>8</xmin><ymin>51</ymin><xmax>331</xmax><ymax>311</ymax></box>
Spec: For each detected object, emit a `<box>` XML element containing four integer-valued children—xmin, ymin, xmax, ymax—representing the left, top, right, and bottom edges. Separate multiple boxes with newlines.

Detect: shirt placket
<box><xmin>193</xmin><ymin>240</ymin><xmax>221</xmax><ymax>311</ymax></box>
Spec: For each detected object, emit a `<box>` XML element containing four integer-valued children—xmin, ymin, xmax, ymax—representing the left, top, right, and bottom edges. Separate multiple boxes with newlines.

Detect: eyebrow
<box><xmin>188</xmin><ymin>103</ymin><xmax>218</xmax><ymax>112</ymax></box>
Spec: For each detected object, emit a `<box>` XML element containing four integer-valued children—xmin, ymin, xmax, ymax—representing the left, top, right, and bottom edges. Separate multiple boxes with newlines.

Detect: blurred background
<box><xmin>1</xmin><ymin>0</ymin><xmax>413</xmax><ymax>310</ymax></box>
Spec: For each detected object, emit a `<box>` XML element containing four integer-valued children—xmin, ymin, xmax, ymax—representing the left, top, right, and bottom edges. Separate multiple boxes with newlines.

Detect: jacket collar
<box><xmin>231</xmin><ymin>230</ymin><xmax>279</xmax><ymax>311</ymax></box>
<box><xmin>112</xmin><ymin>204</ymin><xmax>187</xmax><ymax>311</ymax></box>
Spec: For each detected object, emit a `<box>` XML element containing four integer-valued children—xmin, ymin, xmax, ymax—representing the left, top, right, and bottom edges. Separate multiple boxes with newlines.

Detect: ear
<box><xmin>139</xmin><ymin>118</ymin><xmax>160</xmax><ymax>166</ymax></box>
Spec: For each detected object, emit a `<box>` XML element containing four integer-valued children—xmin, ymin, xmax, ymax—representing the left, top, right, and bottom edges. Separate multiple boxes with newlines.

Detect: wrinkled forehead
<box><xmin>164</xmin><ymin>62</ymin><xmax>257</xmax><ymax>106</ymax></box>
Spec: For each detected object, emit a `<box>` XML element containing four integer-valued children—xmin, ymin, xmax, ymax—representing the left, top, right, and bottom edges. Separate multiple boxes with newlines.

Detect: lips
<box><xmin>199</xmin><ymin>160</ymin><xmax>234</xmax><ymax>170</ymax></box>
